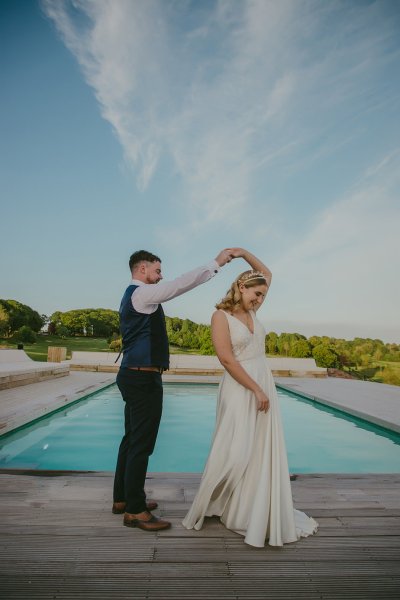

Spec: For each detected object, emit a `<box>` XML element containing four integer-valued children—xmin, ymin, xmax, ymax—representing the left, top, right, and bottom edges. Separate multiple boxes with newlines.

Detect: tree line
<box><xmin>1</xmin><ymin>299</ymin><xmax>399</xmax><ymax>384</ymax></box>
<box><xmin>167</xmin><ymin>319</ymin><xmax>400</xmax><ymax>369</ymax></box>
<box><xmin>265</xmin><ymin>331</ymin><xmax>400</xmax><ymax>370</ymax></box>
<box><xmin>49</xmin><ymin>308</ymin><xmax>120</xmax><ymax>338</ymax></box>
<box><xmin>165</xmin><ymin>319</ymin><xmax>400</xmax><ymax>384</ymax></box>
<box><xmin>0</xmin><ymin>300</ymin><xmax>120</xmax><ymax>343</ymax></box>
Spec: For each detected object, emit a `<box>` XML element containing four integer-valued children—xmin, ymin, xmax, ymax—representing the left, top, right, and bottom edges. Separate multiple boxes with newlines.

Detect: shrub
<box><xmin>13</xmin><ymin>326</ymin><xmax>37</xmax><ymax>344</ymax></box>
<box><xmin>357</xmin><ymin>367</ymin><xmax>379</xmax><ymax>380</ymax></box>
<box><xmin>56</xmin><ymin>325</ymin><xmax>70</xmax><ymax>338</ymax></box>
<box><xmin>109</xmin><ymin>337</ymin><xmax>122</xmax><ymax>352</ymax></box>
<box><xmin>108</xmin><ymin>332</ymin><xmax>121</xmax><ymax>344</ymax></box>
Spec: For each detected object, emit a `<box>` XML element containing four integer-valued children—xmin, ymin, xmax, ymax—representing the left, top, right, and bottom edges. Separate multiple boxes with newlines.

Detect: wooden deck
<box><xmin>0</xmin><ymin>472</ymin><xmax>399</xmax><ymax>599</ymax></box>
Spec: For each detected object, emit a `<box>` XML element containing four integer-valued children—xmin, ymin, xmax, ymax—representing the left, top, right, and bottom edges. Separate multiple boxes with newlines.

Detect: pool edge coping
<box><xmin>276</xmin><ymin>382</ymin><xmax>400</xmax><ymax>435</ymax></box>
<box><xmin>0</xmin><ymin>379</ymin><xmax>117</xmax><ymax>439</ymax></box>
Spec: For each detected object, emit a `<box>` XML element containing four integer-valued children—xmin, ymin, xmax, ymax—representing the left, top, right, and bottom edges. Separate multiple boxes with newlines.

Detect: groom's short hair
<box><xmin>129</xmin><ymin>250</ymin><xmax>161</xmax><ymax>272</ymax></box>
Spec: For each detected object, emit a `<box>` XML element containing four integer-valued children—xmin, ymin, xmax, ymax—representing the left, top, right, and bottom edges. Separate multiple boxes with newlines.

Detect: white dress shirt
<box><xmin>130</xmin><ymin>260</ymin><xmax>220</xmax><ymax>314</ymax></box>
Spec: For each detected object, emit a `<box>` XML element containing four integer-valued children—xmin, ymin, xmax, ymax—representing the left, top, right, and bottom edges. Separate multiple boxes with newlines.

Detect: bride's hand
<box><xmin>255</xmin><ymin>389</ymin><xmax>270</xmax><ymax>413</ymax></box>
<box><xmin>227</xmin><ymin>247</ymin><xmax>247</xmax><ymax>259</ymax></box>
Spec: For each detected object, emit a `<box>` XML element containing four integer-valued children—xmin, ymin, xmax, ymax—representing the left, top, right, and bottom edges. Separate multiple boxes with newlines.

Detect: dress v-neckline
<box><xmin>226</xmin><ymin>310</ymin><xmax>255</xmax><ymax>335</ymax></box>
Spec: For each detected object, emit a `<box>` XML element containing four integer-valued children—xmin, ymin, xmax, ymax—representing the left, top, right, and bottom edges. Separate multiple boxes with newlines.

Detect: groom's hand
<box><xmin>215</xmin><ymin>248</ymin><xmax>235</xmax><ymax>266</ymax></box>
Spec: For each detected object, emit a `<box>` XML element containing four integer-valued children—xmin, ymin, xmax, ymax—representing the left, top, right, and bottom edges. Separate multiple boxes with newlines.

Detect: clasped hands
<box><xmin>215</xmin><ymin>247</ymin><xmax>247</xmax><ymax>267</ymax></box>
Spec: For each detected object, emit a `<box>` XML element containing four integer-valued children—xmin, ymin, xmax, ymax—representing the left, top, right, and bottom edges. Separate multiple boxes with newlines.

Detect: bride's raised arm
<box><xmin>228</xmin><ymin>248</ymin><xmax>272</xmax><ymax>288</ymax></box>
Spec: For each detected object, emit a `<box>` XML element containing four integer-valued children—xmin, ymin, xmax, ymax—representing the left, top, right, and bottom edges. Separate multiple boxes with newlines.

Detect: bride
<box><xmin>182</xmin><ymin>248</ymin><xmax>318</xmax><ymax>547</ymax></box>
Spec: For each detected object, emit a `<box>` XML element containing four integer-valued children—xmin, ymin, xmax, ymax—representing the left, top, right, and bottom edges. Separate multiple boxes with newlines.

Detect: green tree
<box><xmin>312</xmin><ymin>344</ymin><xmax>339</xmax><ymax>368</ymax></box>
<box><xmin>0</xmin><ymin>305</ymin><xmax>9</xmax><ymax>336</ymax></box>
<box><xmin>199</xmin><ymin>330</ymin><xmax>215</xmax><ymax>355</ymax></box>
<box><xmin>0</xmin><ymin>299</ymin><xmax>42</xmax><ymax>334</ymax></box>
<box><xmin>291</xmin><ymin>339</ymin><xmax>312</xmax><ymax>358</ymax></box>
<box><xmin>49</xmin><ymin>308</ymin><xmax>120</xmax><ymax>337</ymax></box>
<box><xmin>47</xmin><ymin>321</ymin><xmax>57</xmax><ymax>335</ymax></box>
<box><xmin>308</xmin><ymin>336</ymin><xmax>322</xmax><ymax>348</ymax></box>
<box><xmin>277</xmin><ymin>333</ymin><xmax>291</xmax><ymax>356</ymax></box>
<box><xmin>265</xmin><ymin>332</ymin><xmax>278</xmax><ymax>355</ymax></box>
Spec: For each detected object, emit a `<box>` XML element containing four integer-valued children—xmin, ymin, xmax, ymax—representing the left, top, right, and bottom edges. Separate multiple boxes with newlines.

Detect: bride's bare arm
<box><xmin>228</xmin><ymin>248</ymin><xmax>272</xmax><ymax>288</ymax></box>
<box><xmin>211</xmin><ymin>311</ymin><xmax>269</xmax><ymax>412</ymax></box>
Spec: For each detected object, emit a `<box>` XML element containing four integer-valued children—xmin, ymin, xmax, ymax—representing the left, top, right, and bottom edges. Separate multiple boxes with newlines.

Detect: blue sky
<box><xmin>1</xmin><ymin>0</ymin><xmax>399</xmax><ymax>342</ymax></box>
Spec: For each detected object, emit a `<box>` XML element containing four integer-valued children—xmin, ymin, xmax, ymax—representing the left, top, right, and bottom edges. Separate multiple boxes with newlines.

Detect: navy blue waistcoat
<box><xmin>119</xmin><ymin>284</ymin><xmax>169</xmax><ymax>369</ymax></box>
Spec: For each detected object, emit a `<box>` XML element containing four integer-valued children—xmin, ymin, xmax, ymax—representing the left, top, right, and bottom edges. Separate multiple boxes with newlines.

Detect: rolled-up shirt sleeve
<box><xmin>131</xmin><ymin>260</ymin><xmax>220</xmax><ymax>314</ymax></box>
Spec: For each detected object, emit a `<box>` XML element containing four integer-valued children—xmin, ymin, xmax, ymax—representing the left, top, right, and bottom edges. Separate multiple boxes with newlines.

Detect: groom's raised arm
<box><xmin>131</xmin><ymin>249</ymin><xmax>234</xmax><ymax>313</ymax></box>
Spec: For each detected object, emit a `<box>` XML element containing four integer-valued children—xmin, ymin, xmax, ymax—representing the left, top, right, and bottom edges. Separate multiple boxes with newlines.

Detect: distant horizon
<box><xmin>1</xmin><ymin>1</ymin><xmax>399</xmax><ymax>346</ymax></box>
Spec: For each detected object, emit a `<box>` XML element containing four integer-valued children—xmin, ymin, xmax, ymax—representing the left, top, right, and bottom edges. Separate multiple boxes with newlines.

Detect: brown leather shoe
<box><xmin>123</xmin><ymin>511</ymin><xmax>171</xmax><ymax>531</ymax></box>
<box><xmin>112</xmin><ymin>500</ymin><xmax>158</xmax><ymax>514</ymax></box>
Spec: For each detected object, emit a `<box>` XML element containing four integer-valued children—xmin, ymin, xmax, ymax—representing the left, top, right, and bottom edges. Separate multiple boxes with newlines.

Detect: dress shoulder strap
<box><xmin>219</xmin><ymin>309</ymin><xmax>233</xmax><ymax>321</ymax></box>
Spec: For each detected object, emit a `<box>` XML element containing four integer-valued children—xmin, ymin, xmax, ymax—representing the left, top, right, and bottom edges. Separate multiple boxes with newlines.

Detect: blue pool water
<box><xmin>0</xmin><ymin>383</ymin><xmax>399</xmax><ymax>472</ymax></box>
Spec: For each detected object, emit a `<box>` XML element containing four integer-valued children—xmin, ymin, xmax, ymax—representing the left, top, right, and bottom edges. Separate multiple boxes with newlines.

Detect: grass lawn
<box><xmin>169</xmin><ymin>345</ymin><xmax>210</xmax><ymax>355</ymax></box>
<box><xmin>374</xmin><ymin>360</ymin><xmax>400</xmax><ymax>372</ymax></box>
<box><xmin>344</xmin><ymin>360</ymin><xmax>400</xmax><ymax>386</ymax></box>
<box><xmin>0</xmin><ymin>335</ymin><xmax>110</xmax><ymax>362</ymax></box>
<box><xmin>0</xmin><ymin>337</ymin><xmax>211</xmax><ymax>362</ymax></box>
<box><xmin>372</xmin><ymin>360</ymin><xmax>400</xmax><ymax>385</ymax></box>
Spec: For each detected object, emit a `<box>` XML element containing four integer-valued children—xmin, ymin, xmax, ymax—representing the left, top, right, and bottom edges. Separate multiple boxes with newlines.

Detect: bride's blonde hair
<box><xmin>216</xmin><ymin>270</ymin><xmax>267</xmax><ymax>313</ymax></box>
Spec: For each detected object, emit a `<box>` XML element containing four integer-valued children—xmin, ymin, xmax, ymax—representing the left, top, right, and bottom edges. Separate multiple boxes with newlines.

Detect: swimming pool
<box><xmin>1</xmin><ymin>383</ymin><xmax>399</xmax><ymax>472</ymax></box>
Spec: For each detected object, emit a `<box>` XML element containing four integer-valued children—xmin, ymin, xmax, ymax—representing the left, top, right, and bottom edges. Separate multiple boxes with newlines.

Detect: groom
<box><xmin>112</xmin><ymin>248</ymin><xmax>235</xmax><ymax>531</ymax></box>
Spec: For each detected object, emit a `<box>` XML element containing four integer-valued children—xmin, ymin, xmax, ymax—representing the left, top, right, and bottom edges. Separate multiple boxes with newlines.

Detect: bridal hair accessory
<box><xmin>238</xmin><ymin>271</ymin><xmax>266</xmax><ymax>285</ymax></box>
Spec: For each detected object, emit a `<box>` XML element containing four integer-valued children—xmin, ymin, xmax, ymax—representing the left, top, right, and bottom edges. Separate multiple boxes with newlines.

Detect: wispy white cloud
<box><xmin>42</xmin><ymin>0</ymin><xmax>173</xmax><ymax>189</ymax></box>
<box><xmin>42</xmin><ymin>0</ymin><xmax>398</xmax><ymax>231</ymax></box>
<box><xmin>363</xmin><ymin>149</ymin><xmax>400</xmax><ymax>180</ymax></box>
<box><xmin>39</xmin><ymin>1</ymin><xmax>292</xmax><ymax>236</ymax></box>
<box><xmin>41</xmin><ymin>0</ymin><xmax>400</xmax><ymax>340</ymax></box>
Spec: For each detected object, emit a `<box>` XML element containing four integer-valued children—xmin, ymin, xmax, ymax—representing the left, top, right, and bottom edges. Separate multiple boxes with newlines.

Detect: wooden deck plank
<box><xmin>0</xmin><ymin>472</ymin><xmax>400</xmax><ymax>599</ymax></box>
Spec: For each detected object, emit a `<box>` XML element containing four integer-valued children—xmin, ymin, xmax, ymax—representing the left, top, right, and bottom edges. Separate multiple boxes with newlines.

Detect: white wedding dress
<box><xmin>182</xmin><ymin>310</ymin><xmax>318</xmax><ymax>547</ymax></box>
